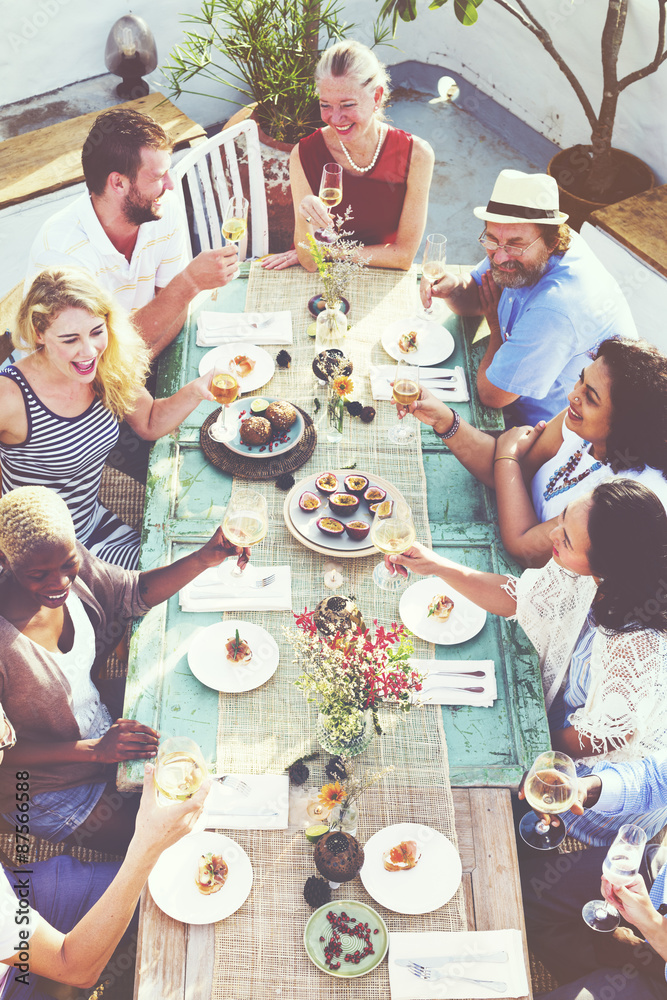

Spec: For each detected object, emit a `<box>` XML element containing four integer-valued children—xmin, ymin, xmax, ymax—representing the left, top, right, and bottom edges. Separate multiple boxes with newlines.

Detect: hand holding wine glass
<box><xmin>314</xmin><ymin>162</ymin><xmax>343</xmax><ymax>241</ymax></box>
<box><xmin>519</xmin><ymin>750</ymin><xmax>578</xmax><ymax>850</ymax></box>
<box><xmin>388</xmin><ymin>360</ymin><xmax>420</xmax><ymax>445</ymax></box>
<box><xmin>370</xmin><ymin>500</ymin><xmax>416</xmax><ymax>592</ymax></box>
<box><xmin>208</xmin><ymin>372</ymin><xmax>240</xmax><ymax>442</ymax></box>
<box><xmin>222</xmin><ymin>489</ymin><xmax>269</xmax><ymax>580</ymax></box>
<box><xmin>420</xmin><ymin>233</ymin><xmax>448</xmax><ymax>318</ymax></box>
<box><xmin>221</xmin><ymin>195</ymin><xmax>249</xmax><ymax>282</ymax></box>
<box><xmin>582</xmin><ymin>824</ymin><xmax>648</xmax><ymax>932</ymax></box>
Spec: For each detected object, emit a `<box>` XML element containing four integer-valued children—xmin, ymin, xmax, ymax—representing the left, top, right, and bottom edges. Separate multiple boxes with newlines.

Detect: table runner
<box><xmin>212</xmin><ymin>265</ymin><xmax>466</xmax><ymax>998</ymax></box>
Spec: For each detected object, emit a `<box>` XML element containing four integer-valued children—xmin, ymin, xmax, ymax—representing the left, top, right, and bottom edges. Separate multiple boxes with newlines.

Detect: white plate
<box><xmin>285</xmin><ymin>470</ymin><xmax>406</xmax><ymax>557</ymax></box>
<box><xmin>399</xmin><ymin>577</ymin><xmax>487</xmax><ymax>645</ymax></box>
<box><xmin>360</xmin><ymin>822</ymin><xmax>461</xmax><ymax>914</ymax></box>
<box><xmin>381</xmin><ymin>317</ymin><xmax>455</xmax><ymax>365</ymax></box>
<box><xmin>214</xmin><ymin>396</ymin><xmax>305</xmax><ymax>459</ymax></box>
<box><xmin>148</xmin><ymin>830</ymin><xmax>252</xmax><ymax>924</ymax></box>
<box><xmin>198</xmin><ymin>342</ymin><xmax>275</xmax><ymax>393</ymax></box>
<box><xmin>187</xmin><ymin>620</ymin><xmax>279</xmax><ymax>693</ymax></box>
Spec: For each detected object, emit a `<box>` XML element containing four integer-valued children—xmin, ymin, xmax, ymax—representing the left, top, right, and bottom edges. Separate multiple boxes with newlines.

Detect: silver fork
<box><xmin>405</xmin><ymin>963</ymin><xmax>508</xmax><ymax>993</ymax></box>
<box><xmin>252</xmin><ymin>573</ymin><xmax>275</xmax><ymax>589</ymax></box>
<box><xmin>212</xmin><ymin>775</ymin><xmax>251</xmax><ymax>796</ymax></box>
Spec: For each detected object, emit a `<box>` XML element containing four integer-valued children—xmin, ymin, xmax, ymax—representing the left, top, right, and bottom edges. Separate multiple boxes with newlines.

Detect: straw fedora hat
<box><xmin>474</xmin><ymin>169</ymin><xmax>568</xmax><ymax>225</ymax></box>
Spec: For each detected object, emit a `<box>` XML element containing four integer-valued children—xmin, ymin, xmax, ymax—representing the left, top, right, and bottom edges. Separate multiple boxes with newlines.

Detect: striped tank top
<box><xmin>0</xmin><ymin>365</ymin><xmax>140</xmax><ymax>569</ymax></box>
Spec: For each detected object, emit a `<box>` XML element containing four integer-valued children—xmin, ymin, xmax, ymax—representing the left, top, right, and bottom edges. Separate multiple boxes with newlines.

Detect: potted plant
<box><xmin>378</xmin><ymin>0</ymin><xmax>664</xmax><ymax>228</ymax></box>
<box><xmin>163</xmin><ymin>0</ymin><xmax>389</xmax><ymax>248</ymax></box>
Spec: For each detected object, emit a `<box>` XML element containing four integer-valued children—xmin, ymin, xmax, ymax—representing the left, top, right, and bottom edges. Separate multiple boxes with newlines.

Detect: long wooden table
<box><xmin>124</xmin><ymin>266</ymin><xmax>542</xmax><ymax>999</ymax></box>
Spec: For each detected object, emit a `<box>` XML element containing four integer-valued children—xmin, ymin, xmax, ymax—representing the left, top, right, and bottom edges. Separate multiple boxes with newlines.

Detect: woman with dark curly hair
<box><xmin>386</xmin><ymin>480</ymin><xmax>667</xmax><ymax>845</ymax></box>
<box><xmin>396</xmin><ymin>336</ymin><xmax>667</xmax><ymax>567</ymax></box>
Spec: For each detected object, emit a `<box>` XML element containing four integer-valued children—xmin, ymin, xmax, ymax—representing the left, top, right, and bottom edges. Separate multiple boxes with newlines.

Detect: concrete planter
<box><xmin>547</xmin><ymin>146</ymin><xmax>655</xmax><ymax>232</ymax></box>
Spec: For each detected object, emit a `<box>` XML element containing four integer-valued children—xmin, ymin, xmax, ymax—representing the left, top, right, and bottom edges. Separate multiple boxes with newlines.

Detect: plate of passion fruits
<box><xmin>283</xmin><ymin>470</ymin><xmax>408</xmax><ymax>557</ymax></box>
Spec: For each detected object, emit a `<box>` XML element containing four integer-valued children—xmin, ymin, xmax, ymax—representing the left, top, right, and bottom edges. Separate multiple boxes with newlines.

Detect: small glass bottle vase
<box><xmin>315</xmin><ymin>302</ymin><xmax>347</xmax><ymax>354</ymax></box>
<box><xmin>327</xmin><ymin>387</ymin><xmax>345</xmax><ymax>443</ymax></box>
<box><xmin>328</xmin><ymin>799</ymin><xmax>359</xmax><ymax>837</ymax></box>
<box><xmin>316</xmin><ymin>708</ymin><xmax>374</xmax><ymax>757</ymax></box>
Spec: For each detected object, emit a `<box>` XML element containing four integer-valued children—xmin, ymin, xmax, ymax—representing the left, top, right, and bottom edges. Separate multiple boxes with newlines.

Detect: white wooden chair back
<box><xmin>173</xmin><ymin>118</ymin><xmax>269</xmax><ymax>262</ymax></box>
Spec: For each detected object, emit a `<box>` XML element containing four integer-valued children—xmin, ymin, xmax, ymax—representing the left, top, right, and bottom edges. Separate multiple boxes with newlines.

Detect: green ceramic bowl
<box><xmin>303</xmin><ymin>899</ymin><xmax>388</xmax><ymax>978</ymax></box>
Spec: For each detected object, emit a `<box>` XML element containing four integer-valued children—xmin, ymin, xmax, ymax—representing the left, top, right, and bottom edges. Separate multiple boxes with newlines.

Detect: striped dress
<box><xmin>0</xmin><ymin>365</ymin><xmax>140</xmax><ymax>569</ymax></box>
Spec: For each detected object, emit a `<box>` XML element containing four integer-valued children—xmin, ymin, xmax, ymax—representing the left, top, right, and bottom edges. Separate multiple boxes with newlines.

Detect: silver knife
<box><xmin>205</xmin><ymin>808</ymin><xmax>279</xmax><ymax>818</ymax></box>
<box><xmin>395</xmin><ymin>951</ymin><xmax>508</xmax><ymax>966</ymax></box>
<box><xmin>426</xmin><ymin>684</ymin><xmax>485</xmax><ymax>693</ymax></box>
<box><xmin>430</xmin><ymin>669</ymin><xmax>486</xmax><ymax>678</ymax></box>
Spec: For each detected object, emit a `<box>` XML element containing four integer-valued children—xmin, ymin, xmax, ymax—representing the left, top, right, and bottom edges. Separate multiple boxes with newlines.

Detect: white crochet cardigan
<box><xmin>510</xmin><ymin>560</ymin><xmax>667</xmax><ymax>763</ymax></box>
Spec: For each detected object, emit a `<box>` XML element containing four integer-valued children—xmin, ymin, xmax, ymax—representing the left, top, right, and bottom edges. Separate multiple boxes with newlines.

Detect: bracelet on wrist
<box><xmin>494</xmin><ymin>455</ymin><xmax>521</xmax><ymax>465</ymax></box>
<box><xmin>434</xmin><ymin>409</ymin><xmax>460</xmax><ymax>441</ymax></box>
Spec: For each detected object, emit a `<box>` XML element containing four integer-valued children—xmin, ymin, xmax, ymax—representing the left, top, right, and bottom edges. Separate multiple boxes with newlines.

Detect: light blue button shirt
<box><xmin>470</xmin><ymin>232</ymin><xmax>637</xmax><ymax>424</ymax></box>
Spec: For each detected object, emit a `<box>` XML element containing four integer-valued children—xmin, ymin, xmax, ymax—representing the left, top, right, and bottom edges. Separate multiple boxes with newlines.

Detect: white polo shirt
<box><xmin>26</xmin><ymin>190</ymin><xmax>189</xmax><ymax>314</ymax></box>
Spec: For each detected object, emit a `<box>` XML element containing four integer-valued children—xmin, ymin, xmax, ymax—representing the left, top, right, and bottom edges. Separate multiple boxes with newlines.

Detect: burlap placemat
<box><xmin>212</xmin><ymin>265</ymin><xmax>466</xmax><ymax>999</ymax></box>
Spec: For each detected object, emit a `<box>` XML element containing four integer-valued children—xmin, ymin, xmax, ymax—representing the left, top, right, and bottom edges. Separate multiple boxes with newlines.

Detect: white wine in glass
<box><xmin>519</xmin><ymin>750</ymin><xmax>578</xmax><ymax>850</ymax></box>
<box><xmin>315</xmin><ymin>162</ymin><xmax>343</xmax><ymax>240</ymax></box>
<box><xmin>421</xmin><ymin>233</ymin><xmax>447</xmax><ymax>318</ymax></box>
<box><xmin>370</xmin><ymin>500</ymin><xmax>416</xmax><ymax>592</ymax></box>
<box><xmin>154</xmin><ymin>737</ymin><xmax>206</xmax><ymax>806</ymax></box>
<box><xmin>582</xmin><ymin>824</ymin><xmax>647</xmax><ymax>932</ymax></box>
<box><xmin>222</xmin><ymin>489</ymin><xmax>269</xmax><ymax>579</ymax></box>
<box><xmin>208</xmin><ymin>373</ymin><xmax>239</xmax><ymax>443</ymax></box>
<box><xmin>388</xmin><ymin>360</ymin><xmax>420</xmax><ymax>446</ymax></box>
<box><xmin>221</xmin><ymin>195</ymin><xmax>249</xmax><ymax>282</ymax></box>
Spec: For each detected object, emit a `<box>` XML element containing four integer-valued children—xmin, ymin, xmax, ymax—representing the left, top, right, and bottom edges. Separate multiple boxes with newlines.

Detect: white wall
<box><xmin>2</xmin><ymin>0</ymin><xmax>666</xmax><ymax>182</ymax></box>
<box><xmin>363</xmin><ymin>0</ymin><xmax>667</xmax><ymax>183</ymax></box>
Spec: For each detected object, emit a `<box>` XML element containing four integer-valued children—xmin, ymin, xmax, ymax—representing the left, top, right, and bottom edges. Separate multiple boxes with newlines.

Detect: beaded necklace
<box><xmin>338</xmin><ymin>123</ymin><xmax>386</xmax><ymax>173</ymax></box>
<box><xmin>543</xmin><ymin>441</ymin><xmax>603</xmax><ymax>502</ymax></box>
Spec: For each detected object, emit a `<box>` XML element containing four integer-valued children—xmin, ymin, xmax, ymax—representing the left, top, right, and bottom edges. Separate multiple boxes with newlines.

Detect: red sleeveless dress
<box><xmin>298</xmin><ymin>127</ymin><xmax>413</xmax><ymax>245</ymax></box>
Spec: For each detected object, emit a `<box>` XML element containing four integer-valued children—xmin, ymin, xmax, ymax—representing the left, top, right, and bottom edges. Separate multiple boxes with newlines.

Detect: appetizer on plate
<box><xmin>195</xmin><ymin>852</ymin><xmax>229</xmax><ymax>895</ymax></box>
<box><xmin>428</xmin><ymin>594</ymin><xmax>455</xmax><ymax>622</ymax></box>
<box><xmin>239</xmin><ymin>416</ymin><xmax>272</xmax><ymax>446</ymax></box>
<box><xmin>228</xmin><ymin>354</ymin><xmax>256</xmax><ymax>379</ymax></box>
<box><xmin>382</xmin><ymin>840</ymin><xmax>421</xmax><ymax>872</ymax></box>
<box><xmin>398</xmin><ymin>329</ymin><xmax>418</xmax><ymax>354</ymax></box>
<box><xmin>266</xmin><ymin>400</ymin><xmax>298</xmax><ymax>431</ymax></box>
<box><xmin>225</xmin><ymin>630</ymin><xmax>252</xmax><ymax>665</ymax></box>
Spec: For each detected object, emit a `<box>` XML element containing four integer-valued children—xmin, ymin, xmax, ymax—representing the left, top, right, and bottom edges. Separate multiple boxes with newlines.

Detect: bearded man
<box><xmin>423</xmin><ymin>170</ymin><xmax>637</xmax><ymax>424</ymax></box>
<box><xmin>25</xmin><ymin>109</ymin><xmax>238</xmax><ymax>355</ymax></box>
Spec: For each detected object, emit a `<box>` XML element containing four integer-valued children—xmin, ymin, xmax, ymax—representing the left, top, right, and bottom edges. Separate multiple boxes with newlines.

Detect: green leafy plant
<box><xmin>163</xmin><ymin>0</ymin><xmax>390</xmax><ymax>143</ymax></box>
<box><xmin>377</xmin><ymin>0</ymin><xmax>667</xmax><ymax>201</ymax></box>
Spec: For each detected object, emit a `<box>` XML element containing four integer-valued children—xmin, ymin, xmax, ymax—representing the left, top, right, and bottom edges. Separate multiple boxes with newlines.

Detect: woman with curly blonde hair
<box><xmin>0</xmin><ymin>267</ymin><xmax>218</xmax><ymax>568</ymax></box>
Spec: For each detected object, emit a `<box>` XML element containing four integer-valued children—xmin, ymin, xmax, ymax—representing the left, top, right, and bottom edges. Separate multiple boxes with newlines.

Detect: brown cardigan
<box><xmin>0</xmin><ymin>542</ymin><xmax>150</xmax><ymax>807</ymax></box>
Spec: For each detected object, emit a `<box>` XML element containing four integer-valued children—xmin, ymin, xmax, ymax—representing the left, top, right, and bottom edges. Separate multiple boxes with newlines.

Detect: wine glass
<box><xmin>519</xmin><ymin>750</ymin><xmax>579</xmax><ymax>850</ymax></box>
<box><xmin>154</xmin><ymin>737</ymin><xmax>206</xmax><ymax>806</ymax></box>
<box><xmin>222</xmin><ymin>488</ymin><xmax>269</xmax><ymax>580</ymax></box>
<box><xmin>221</xmin><ymin>195</ymin><xmax>249</xmax><ymax>280</ymax></box>
<box><xmin>388</xmin><ymin>360</ymin><xmax>420</xmax><ymax>446</ymax></box>
<box><xmin>314</xmin><ymin>162</ymin><xmax>343</xmax><ymax>242</ymax></box>
<box><xmin>370</xmin><ymin>500</ymin><xmax>416</xmax><ymax>592</ymax></box>
<box><xmin>582</xmin><ymin>823</ymin><xmax>647</xmax><ymax>932</ymax></box>
<box><xmin>208</xmin><ymin>372</ymin><xmax>239</xmax><ymax>443</ymax></box>
<box><xmin>421</xmin><ymin>233</ymin><xmax>447</xmax><ymax>319</ymax></box>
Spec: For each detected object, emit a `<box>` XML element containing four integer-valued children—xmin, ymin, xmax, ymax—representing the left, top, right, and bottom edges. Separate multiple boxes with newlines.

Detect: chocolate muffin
<box><xmin>265</xmin><ymin>400</ymin><xmax>298</xmax><ymax>432</ymax></box>
<box><xmin>239</xmin><ymin>415</ymin><xmax>272</xmax><ymax>446</ymax></box>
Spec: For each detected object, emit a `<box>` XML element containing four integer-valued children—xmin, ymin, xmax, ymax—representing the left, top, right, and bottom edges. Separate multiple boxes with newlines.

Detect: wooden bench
<box><xmin>0</xmin><ymin>92</ymin><xmax>207</xmax><ymax>211</ymax></box>
<box><xmin>590</xmin><ymin>184</ymin><xmax>667</xmax><ymax>279</ymax></box>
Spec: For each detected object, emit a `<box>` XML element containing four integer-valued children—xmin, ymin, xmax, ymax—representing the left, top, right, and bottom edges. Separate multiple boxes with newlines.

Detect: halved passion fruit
<box><xmin>343</xmin><ymin>474</ymin><xmax>369</xmax><ymax>496</ymax></box>
<box><xmin>298</xmin><ymin>491</ymin><xmax>321</xmax><ymax>512</ymax></box>
<box><xmin>329</xmin><ymin>493</ymin><xmax>360</xmax><ymax>515</ymax></box>
<box><xmin>369</xmin><ymin>502</ymin><xmax>382</xmax><ymax>515</ymax></box>
<box><xmin>374</xmin><ymin>499</ymin><xmax>394</xmax><ymax>519</ymax></box>
<box><xmin>345</xmin><ymin>520</ymin><xmax>371</xmax><ymax>541</ymax></box>
<box><xmin>317</xmin><ymin>516</ymin><xmax>345</xmax><ymax>536</ymax></box>
<box><xmin>315</xmin><ymin>472</ymin><xmax>338</xmax><ymax>495</ymax></box>
<box><xmin>364</xmin><ymin>486</ymin><xmax>387</xmax><ymax>507</ymax></box>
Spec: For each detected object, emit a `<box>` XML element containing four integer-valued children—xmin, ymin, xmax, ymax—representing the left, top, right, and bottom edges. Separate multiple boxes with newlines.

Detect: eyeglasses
<box><xmin>478</xmin><ymin>233</ymin><xmax>543</xmax><ymax>258</ymax></box>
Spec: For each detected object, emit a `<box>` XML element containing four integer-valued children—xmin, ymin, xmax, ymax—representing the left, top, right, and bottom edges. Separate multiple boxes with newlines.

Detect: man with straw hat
<box><xmin>422</xmin><ymin>169</ymin><xmax>636</xmax><ymax>425</ymax></box>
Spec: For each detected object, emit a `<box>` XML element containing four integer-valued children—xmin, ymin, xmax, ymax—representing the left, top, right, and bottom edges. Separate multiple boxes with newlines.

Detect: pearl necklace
<box><xmin>338</xmin><ymin>123</ymin><xmax>386</xmax><ymax>173</ymax></box>
<box><xmin>543</xmin><ymin>440</ymin><xmax>603</xmax><ymax>502</ymax></box>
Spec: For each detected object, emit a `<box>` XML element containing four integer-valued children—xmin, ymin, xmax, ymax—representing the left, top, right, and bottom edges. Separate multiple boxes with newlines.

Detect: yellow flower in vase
<box><xmin>332</xmin><ymin>375</ymin><xmax>354</xmax><ymax>399</ymax></box>
<box><xmin>318</xmin><ymin>781</ymin><xmax>346</xmax><ymax>811</ymax></box>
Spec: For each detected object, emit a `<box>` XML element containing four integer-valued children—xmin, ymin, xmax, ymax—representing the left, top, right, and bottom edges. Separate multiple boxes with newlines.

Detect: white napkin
<box><xmin>412</xmin><ymin>659</ymin><xmax>497</xmax><ymax>708</ymax></box>
<box><xmin>196</xmin><ymin>310</ymin><xmax>293</xmax><ymax>346</ymax></box>
<box><xmin>179</xmin><ymin>565</ymin><xmax>292</xmax><ymax>612</ymax></box>
<box><xmin>369</xmin><ymin>365</ymin><xmax>469</xmax><ymax>403</ymax></box>
<box><xmin>202</xmin><ymin>774</ymin><xmax>289</xmax><ymax>830</ymax></box>
<box><xmin>389</xmin><ymin>929</ymin><xmax>529</xmax><ymax>999</ymax></box>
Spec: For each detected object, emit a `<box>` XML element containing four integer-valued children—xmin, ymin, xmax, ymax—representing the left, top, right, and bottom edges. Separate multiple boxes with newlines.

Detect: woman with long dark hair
<box><xmin>388</xmin><ymin>480</ymin><xmax>667</xmax><ymax>845</ymax></box>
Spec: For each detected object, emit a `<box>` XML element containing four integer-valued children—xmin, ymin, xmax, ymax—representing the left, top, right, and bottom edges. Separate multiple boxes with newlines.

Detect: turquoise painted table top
<box><xmin>119</xmin><ymin>266</ymin><xmax>548</xmax><ymax>790</ymax></box>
